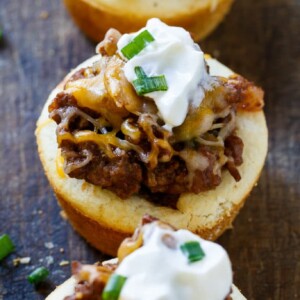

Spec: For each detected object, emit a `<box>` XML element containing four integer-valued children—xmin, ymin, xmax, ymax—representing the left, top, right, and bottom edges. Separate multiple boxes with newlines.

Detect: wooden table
<box><xmin>0</xmin><ymin>0</ymin><xmax>299</xmax><ymax>299</ymax></box>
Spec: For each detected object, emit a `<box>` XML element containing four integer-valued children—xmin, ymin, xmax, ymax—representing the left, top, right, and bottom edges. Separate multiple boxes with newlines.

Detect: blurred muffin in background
<box><xmin>64</xmin><ymin>0</ymin><xmax>234</xmax><ymax>42</ymax></box>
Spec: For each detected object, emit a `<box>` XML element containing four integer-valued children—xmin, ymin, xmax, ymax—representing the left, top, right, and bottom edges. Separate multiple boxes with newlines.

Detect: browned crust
<box><xmin>55</xmin><ymin>191</ymin><xmax>128</xmax><ymax>256</ymax></box>
<box><xmin>54</xmin><ymin>186</ymin><xmax>249</xmax><ymax>257</ymax></box>
<box><xmin>63</xmin><ymin>0</ymin><xmax>234</xmax><ymax>42</ymax></box>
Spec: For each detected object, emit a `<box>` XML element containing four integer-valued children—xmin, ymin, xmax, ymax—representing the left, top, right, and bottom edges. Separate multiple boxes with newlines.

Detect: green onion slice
<box><xmin>102</xmin><ymin>274</ymin><xmax>127</xmax><ymax>300</ymax></box>
<box><xmin>133</xmin><ymin>66</ymin><xmax>168</xmax><ymax>95</ymax></box>
<box><xmin>121</xmin><ymin>30</ymin><xmax>155</xmax><ymax>60</ymax></box>
<box><xmin>134</xmin><ymin>66</ymin><xmax>147</xmax><ymax>78</ymax></box>
<box><xmin>133</xmin><ymin>76</ymin><xmax>168</xmax><ymax>95</ymax></box>
<box><xmin>0</xmin><ymin>234</ymin><xmax>15</xmax><ymax>260</ymax></box>
<box><xmin>27</xmin><ymin>267</ymin><xmax>49</xmax><ymax>284</ymax></box>
<box><xmin>180</xmin><ymin>241</ymin><xmax>205</xmax><ymax>263</ymax></box>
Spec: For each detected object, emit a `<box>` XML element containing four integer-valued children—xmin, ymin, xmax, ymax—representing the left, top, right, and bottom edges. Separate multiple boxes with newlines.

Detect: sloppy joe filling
<box><xmin>49</xmin><ymin>22</ymin><xmax>264</xmax><ymax>200</ymax></box>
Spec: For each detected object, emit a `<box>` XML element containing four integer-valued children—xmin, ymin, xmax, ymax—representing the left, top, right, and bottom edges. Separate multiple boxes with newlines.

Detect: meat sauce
<box><xmin>49</xmin><ymin>29</ymin><xmax>264</xmax><ymax>201</ymax></box>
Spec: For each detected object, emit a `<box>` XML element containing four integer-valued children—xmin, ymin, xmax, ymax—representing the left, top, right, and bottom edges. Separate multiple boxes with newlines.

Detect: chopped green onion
<box><xmin>132</xmin><ymin>66</ymin><xmax>168</xmax><ymax>95</ymax></box>
<box><xmin>121</xmin><ymin>30</ymin><xmax>155</xmax><ymax>60</ymax></box>
<box><xmin>102</xmin><ymin>274</ymin><xmax>127</xmax><ymax>300</ymax></box>
<box><xmin>180</xmin><ymin>241</ymin><xmax>205</xmax><ymax>263</ymax></box>
<box><xmin>0</xmin><ymin>234</ymin><xmax>15</xmax><ymax>260</ymax></box>
<box><xmin>133</xmin><ymin>76</ymin><xmax>168</xmax><ymax>95</ymax></box>
<box><xmin>134</xmin><ymin>66</ymin><xmax>147</xmax><ymax>79</ymax></box>
<box><xmin>27</xmin><ymin>267</ymin><xmax>49</xmax><ymax>284</ymax></box>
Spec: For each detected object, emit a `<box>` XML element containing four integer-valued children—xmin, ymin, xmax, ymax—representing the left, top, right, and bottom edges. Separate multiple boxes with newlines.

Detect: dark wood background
<box><xmin>0</xmin><ymin>0</ymin><xmax>299</xmax><ymax>299</ymax></box>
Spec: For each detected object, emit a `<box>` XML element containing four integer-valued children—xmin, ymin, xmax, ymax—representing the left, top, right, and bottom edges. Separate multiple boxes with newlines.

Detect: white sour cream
<box><xmin>117</xmin><ymin>18</ymin><xmax>213</xmax><ymax>130</ymax></box>
<box><xmin>116</xmin><ymin>222</ymin><xmax>232</xmax><ymax>300</ymax></box>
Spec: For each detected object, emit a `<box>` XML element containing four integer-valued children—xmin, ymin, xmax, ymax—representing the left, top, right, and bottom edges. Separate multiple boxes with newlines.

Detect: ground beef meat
<box><xmin>226</xmin><ymin>75</ymin><xmax>264</xmax><ymax>111</ymax></box>
<box><xmin>224</xmin><ymin>135</ymin><xmax>244</xmax><ymax>181</ymax></box>
<box><xmin>191</xmin><ymin>149</ymin><xmax>222</xmax><ymax>192</ymax></box>
<box><xmin>61</xmin><ymin>140</ymin><xmax>143</xmax><ymax>199</ymax></box>
<box><xmin>49</xmin><ymin>91</ymin><xmax>245</xmax><ymax>199</ymax></box>
<box><xmin>145</xmin><ymin>149</ymin><xmax>221</xmax><ymax>195</ymax></box>
<box><xmin>144</xmin><ymin>158</ymin><xmax>188</xmax><ymax>194</ymax></box>
<box><xmin>64</xmin><ymin>281</ymin><xmax>102</xmax><ymax>300</ymax></box>
<box><xmin>60</xmin><ymin>138</ymin><xmax>222</xmax><ymax>199</ymax></box>
<box><xmin>64</xmin><ymin>262</ymin><xmax>116</xmax><ymax>300</ymax></box>
<box><xmin>225</xmin><ymin>135</ymin><xmax>244</xmax><ymax>166</ymax></box>
<box><xmin>50</xmin><ymin>92</ymin><xmax>100</xmax><ymax>121</ymax></box>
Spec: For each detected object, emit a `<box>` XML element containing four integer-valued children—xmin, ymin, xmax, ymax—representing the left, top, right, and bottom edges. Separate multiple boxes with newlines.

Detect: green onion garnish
<box><xmin>133</xmin><ymin>66</ymin><xmax>168</xmax><ymax>95</ymax></box>
<box><xmin>134</xmin><ymin>66</ymin><xmax>147</xmax><ymax>78</ymax></box>
<box><xmin>0</xmin><ymin>234</ymin><xmax>15</xmax><ymax>260</ymax></box>
<box><xmin>102</xmin><ymin>274</ymin><xmax>127</xmax><ymax>300</ymax></box>
<box><xmin>121</xmin><ymin>30</ymin><xmax>155</xmax><ymax>60</ymax></box>
<box><xmin>180</xmin><ymin>241</ymin><xmax>205</xmax><ymax>263</ymax></box>
<box><xmin>27</xmin><ymin>267</ymin><xmax>49</xmax><ymax>284</ymax></box>
<box><xmin>133</xmin><ymin>76</ymin><xmax>168</xmax><ymax>95</ymax></box>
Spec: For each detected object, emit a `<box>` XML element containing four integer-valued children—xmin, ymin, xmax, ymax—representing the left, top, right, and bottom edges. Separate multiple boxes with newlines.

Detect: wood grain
<box><xmin>0</xmin><ymin>0</ymin><xmax>299</xmax><ymax>299</ymax></box>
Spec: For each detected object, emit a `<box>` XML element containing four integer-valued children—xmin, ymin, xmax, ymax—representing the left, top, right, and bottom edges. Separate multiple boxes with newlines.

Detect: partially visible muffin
<box><xmin>64</xmin><ymin>0</ymin><xmax>234</xmax><ymax>41</ymax></box>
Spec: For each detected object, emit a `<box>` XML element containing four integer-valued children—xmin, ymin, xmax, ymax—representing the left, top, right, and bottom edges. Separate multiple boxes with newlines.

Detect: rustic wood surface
<box><xmin>0</xmin><ymin>0</ymin><xmax>299</xmax><ymax>299</ymax></box>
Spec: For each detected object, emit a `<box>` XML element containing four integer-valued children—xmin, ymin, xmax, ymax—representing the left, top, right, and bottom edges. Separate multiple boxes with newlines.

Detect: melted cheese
<box><xmin>57</xmin><ymin>131</ymin><xmax>134</xmax><ymax>159</ymax></box>
<box><xmin>65</xmin><ymin>74</ymin><xmax>107</xmax><ymax>113</ymax></box>
<box><xmin>56</xmin><ymin>149</ymin><xmax>66</xmax><ymax>178</ymax></box>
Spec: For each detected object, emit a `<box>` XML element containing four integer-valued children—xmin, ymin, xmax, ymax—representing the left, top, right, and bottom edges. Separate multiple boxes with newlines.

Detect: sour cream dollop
<box><xmin>117</xmin><ymin>18</ymin><xmax>213</xmax><ymax>130</ymax></box>
<box><xmin>116</xmin><ymin>222</ymin><xmax>232</xmax><ymax>300</ymax></box>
